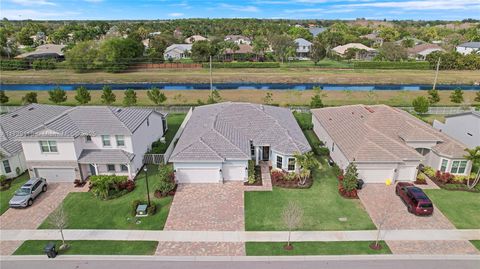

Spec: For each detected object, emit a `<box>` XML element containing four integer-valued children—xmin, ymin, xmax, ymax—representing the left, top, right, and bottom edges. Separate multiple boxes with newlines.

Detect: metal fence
<box><xmin>142</xmin><ymin>107</ymin><xmax>194</xmax><ymax>165</ymax></box>
<box><xmin>399</xmin><ymin>106</ymin><xmax>474</xmax><ymax>115</ymax></box>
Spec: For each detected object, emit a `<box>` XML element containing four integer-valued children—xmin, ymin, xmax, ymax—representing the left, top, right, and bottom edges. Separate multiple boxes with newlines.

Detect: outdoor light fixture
<box><xmin>144</xmin><ymin>166</ymin><xmax>151</xmax><ymax>207</ymax></box>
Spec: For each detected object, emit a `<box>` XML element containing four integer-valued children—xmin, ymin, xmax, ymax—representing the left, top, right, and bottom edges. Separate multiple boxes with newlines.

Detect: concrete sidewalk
<box><xmin>1</xmin><ymin>229</ymin><xmax>479</xmax><ymax>242</ymax></box>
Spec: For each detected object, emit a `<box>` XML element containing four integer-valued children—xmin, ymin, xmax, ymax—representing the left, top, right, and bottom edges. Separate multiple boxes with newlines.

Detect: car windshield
<box><xmin>15</xmin><ymin>187</ymin><xmax>31</xmax><ymax>196</ymax></box>
<box><xmin>419</xmin><ymin>203</ymin><xmax>432</xmax><ymax>208</ymax></box>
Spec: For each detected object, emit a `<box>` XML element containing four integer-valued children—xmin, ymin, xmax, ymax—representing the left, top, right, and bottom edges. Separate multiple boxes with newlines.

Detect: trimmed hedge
<box><xmin>353</xmin><ymin>61</ymin><xmax>430</xmax><ymax>70</ymax></box>
<box><xmin>0</xmin><ymin>59</ymin><xmax>29</xmax><ymax>70</ymax></box>
<box><xmin>202</xmin><ymin>62</ymin><xmax>280</xmax><ymax>68</ymax></box>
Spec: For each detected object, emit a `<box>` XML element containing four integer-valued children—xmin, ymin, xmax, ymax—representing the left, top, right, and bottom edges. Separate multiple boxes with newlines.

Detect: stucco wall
<box><xmin>312</xmin><ymin>115</ymin><xmax>350</xmax><ymax>170</ymax></box>
<box><xmin>1</xmin><ymin>152</ymin><xmax>27</xmax><ymax>179</ymax></box>
<box><xmin>22</xmin><ymin>138</ymin><xmax>77</xmax><ymax>161</ymax></box>
<box><xmin>131</xmin><ymin>112</ymin><xmax>164</xmax><ymax>174</ymax></box>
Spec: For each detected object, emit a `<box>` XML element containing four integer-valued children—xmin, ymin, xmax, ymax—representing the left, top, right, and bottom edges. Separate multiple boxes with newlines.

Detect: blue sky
<box><xmin>1</xmin><ymin>0</ymin><xmax>480</xmax><ymax>20</ymax></box>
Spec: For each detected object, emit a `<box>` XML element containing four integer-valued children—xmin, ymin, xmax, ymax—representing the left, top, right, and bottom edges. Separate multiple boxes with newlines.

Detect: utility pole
<box><xmin>209</xmin><ymin>55</ymin><xmax>213</xmax><ymax>94</ymax></box>
<box><xmin>432</xmin><ymin>57</ymin><xmax>441</xmax><ymax>91</ymax></box>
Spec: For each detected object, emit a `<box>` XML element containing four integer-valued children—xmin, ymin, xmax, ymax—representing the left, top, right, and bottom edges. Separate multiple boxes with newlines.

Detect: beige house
<box><xmin>331</xmin><ymin>43</ymin><xmax>377</xmax><ymax>60</ymax></box>
<box><xmin>312</xmin><ymin>105</ymin><xmax>471</xmax><ymax>183</ymax></box>
<box><xmin>184</xmin><ymin>35</ymin><xmax>207</xmax><ymax>44</ymax></box>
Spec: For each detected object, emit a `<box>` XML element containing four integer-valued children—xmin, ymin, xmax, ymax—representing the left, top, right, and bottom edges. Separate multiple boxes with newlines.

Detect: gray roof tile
<box><xmin>78</xmin><ymin>149</ymin><xmax>135</xmax><ymax>164</ymax></box>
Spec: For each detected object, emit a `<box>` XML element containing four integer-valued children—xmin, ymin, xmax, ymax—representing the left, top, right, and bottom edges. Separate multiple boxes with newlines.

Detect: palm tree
<box><xmin>293</xmin><ymin>152</ymin><xmax>320</xmax><ymax>186</ymax></box>
<box><xmin>464</xmin><ymin>147</ymin><xmax>480</xmax><ymax>189</ymax></box>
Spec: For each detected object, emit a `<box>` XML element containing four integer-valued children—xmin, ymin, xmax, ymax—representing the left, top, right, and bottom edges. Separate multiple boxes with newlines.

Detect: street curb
<box><xmin>2</xmin><ymin>254</ymin><xmax>480</xmax><ymax>261</ymax></box>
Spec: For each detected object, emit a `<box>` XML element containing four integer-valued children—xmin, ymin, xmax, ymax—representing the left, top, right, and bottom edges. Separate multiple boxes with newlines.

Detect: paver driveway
<box><xmin>164</xmin><ymin>182</ymin><xmax>245</xmax><ymax>231</ymax></box>
<box><xmin>358</xmin><ymin>184</ymin><xmax>479</xmax><ymax>255</ymax></box>
<box><xmin>0</xmin><ymin>183</ymin><xmax>79</xmax><ymax>230</ymax></box>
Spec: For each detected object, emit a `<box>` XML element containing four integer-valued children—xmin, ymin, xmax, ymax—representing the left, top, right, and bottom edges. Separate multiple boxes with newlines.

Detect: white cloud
<box><xmin>220</xmin><ymin>3</ymin><xmax>260</xmax><ymax>12</ymax></box>
<box><xmin>1</xmin><ymin>8</ymin><xmax>80</xmax><ymax>19</ymax></box>
<box><xmin>339</xmin><ymin>0</ymin><xmax>480</xmax><ymax>10</ymax></box>
<box><xmin>168</xmin><ymin>12</ymin><xmax>184</xmax><ymax>17</ymax></box>
<box><xmin>9</xmin><ymin>0</ymin><xmax>56</xmax><ymax>6</ymax></box>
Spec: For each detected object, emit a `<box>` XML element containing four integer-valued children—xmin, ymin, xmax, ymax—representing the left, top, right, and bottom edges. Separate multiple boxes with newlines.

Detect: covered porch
<box><xmin>78</xmin><ymin>149</ymin><xmax>136</xmax><ymax>180</ymax></box>
<box><xmin>253</xmin><ymin>145</ymin><xmax>297</xmax><ymax>172</ymax></box>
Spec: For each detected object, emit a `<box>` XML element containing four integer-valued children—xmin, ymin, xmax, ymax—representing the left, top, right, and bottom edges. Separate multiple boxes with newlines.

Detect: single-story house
<box><xmin>433</xmin><ymin>111</ymin><xmax>480</xmax><ymax>148</ymax></box>
<box><xmin>224</xmin><ymin>35</ymin><xmax>252</xmax><ymax>45</ymax></box>
<box><xmin>407</xmin><ymin>43</ymin><xmax>444</xmax><ymax>60</ymax></box>
<box><xmin>163</xmin><ymin>44</ymin><xmax>192</xmax><ymax>60</ymax></box>
<box><xmin>360</xmin><ymin>33</ymin><xmax>384</xmax><ymax>47</ymax></box>
<box><xmin>169</xmin><ymin>102</ymin><xmax>311</xmax><ymax>183</ymax></box>
<box><xmin>456</xmin><ymin>42</ymin><xmax>480</xmax><ymax>55</ymax></box>
<box><xmin>294</xmin><ymin>38</ymin><xmax>312</xmax><ymax>60</ymax></box>
<box><xmin>185</xmin><ymin>35</ymin><xmax>207</xmax><ymax>44</ymax></box>
<box><xmin>331</xmin><ymin>43</ymin><xmax>378</xmax><ymax>60</ymax></box>
<box><xmin>15</xmin><ymin>105</ymin><xmax>166</xmax><ymax>182</ymax></box>
<box><xmin>15</xmin><ymin>44</ymin><xmax>66</xmax><ymax>60</ymax></box>
<box><xmin>312</xmin><ymin>105</ymin><xmax>472</xmax><ymax>183</ymax></box>
<box><xmin>1</xmin><ymin>104</ymin><xmax>71</xmax><ymax>179</ymax></box>
<box><xmin>223</xmin><ymin>44</ymin><xmax>254</xmax><ymax>61</ymax></box>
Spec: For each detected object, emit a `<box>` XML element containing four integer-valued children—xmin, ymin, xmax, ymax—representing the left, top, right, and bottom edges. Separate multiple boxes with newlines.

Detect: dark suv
<box><xmin>395</xmin><ymin>182</ymin><xmax>433</xmax><ymax>216</ymax></box>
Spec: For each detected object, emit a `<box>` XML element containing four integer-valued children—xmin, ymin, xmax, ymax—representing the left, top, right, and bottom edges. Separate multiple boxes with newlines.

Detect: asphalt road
<box><xmin>2</xmin><ymin>259</ymin><xmax>480</xmax><ymax>269</ymax></box>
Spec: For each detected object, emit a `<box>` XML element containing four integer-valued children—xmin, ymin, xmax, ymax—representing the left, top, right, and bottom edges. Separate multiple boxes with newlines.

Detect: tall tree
<box><xmin>22</xmin><ymin>92</ymin><xmax>37</xmax><ymax>105</ymax></box>
<box><xmin>464</xmin><ymin>147</ymin><xmax>480</xmax><ymax>189</ymax></box>
<box><xmin>123</xmin><ymin>89</ymin><xmax>137</xmax><ymax>106</ymax></box>
<box><xmin>0</xmin><ymin>90</ymin><xmax>9</xmax><ymax>104</ymax></box>
<box><xmin>310</xmin><ymin>86</ymin><xmax>326</xmax><ymax>108</ymax></box>
<box><xmin>427</xmin><ymin>89</ymin><xmax>440</xmax><ymax>104</ymax></box>
<box><xmin>270</xmin><ymin>34</ymin><xmax>296</xmax><ymax>63</ymax></box>
<box><xmin>101</xmin><ymin>85</ymin><xmax>116</xmax><ymax>105</ymax></box>
<box><xmin>310</xmin><ymin>39</ymin><xmax>326</xmax><ymax>65</ymax></box>
<box><xmin>74</xmin><ymin>86</ymin><xmax>91</xmax><ymax>104</ymax></box>
<box><xmin>65</xmin><ymin>41</ymin><xmax>99</xmax><ymax>72</ymax></box>
<box><xmin>252</xmin><ymin>36</ymin><xmax>269</xmax><ymax>60</ymax></box>
<box><xmin>293</xmin><ymin>151</ymin><xmax>320</xmax><ymax>186</ymax></box>
<box><xmin>97</xmin><ymin>37</ymin><xmax>144</xmax><ymax>72</ymax></box>
<box><xmin>147</xmin><ymin>87</ymin><xmax>167</xmax><ymax>105</ymax></box>
<box><xmin>48</xmin><ymin>87</ymin><xmax>67</xmax><ymax>104</ymax></box>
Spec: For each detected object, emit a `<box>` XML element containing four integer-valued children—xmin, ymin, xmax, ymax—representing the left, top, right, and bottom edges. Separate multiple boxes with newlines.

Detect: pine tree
<box><xmin>74</xmin><ymin>86</ymin><xmax>91</xmax><ymax>105</ymax></box>
<box><xmin>123</xmin><ymin>89</ymin><xmax>137</xmax><ymax>106</ymax></box>
<box><xmin>474</xmin><ymin>91</ymin><xmax>480</xmax><ymax>102</ymax></box>
<box><xmin>412</xmin><ymin>96</ymin><xmax>430</xmax><ymax>114</ymax></box>
<box><xmin>146</xmin><ymin>87</ymin><xmax>166</xmax><ymax>105</ymax></box>
<box><xmin>449</xmin><ymin>88</ymin><xmax>464</xmax><ymax>104</ymax></box>
<box><xmin>0</xmin><ymin>90</ymin><xmax>9</xmax><ymax>104</ymax></box>
<box><xmin>48</xmin><ymin>87</ymin><xmax>67</xmax><ymax>104</ymax></box>
<box><xmin>427</xmin><ymin>88</ymin><xmax>440</xmax><ymax>104</ymax></box>
<box><xmin>101</xmin><ymin>85</ymin><xmax>116</xmax><ymax>105</ymax></box>
<box><xmin>22</xmin><ymin>92</ymin><xmax>38</xmax><ymax>104</ymax></box>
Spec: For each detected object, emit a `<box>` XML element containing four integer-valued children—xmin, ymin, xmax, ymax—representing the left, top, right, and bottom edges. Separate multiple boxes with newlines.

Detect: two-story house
<box><xmin>17</xmin><ymin>106</ymin><xmax>166</xmax><ymax>182</ymax></box>
<box><xmin>294</xmin><ymin>38</ymin><xmax>312</xmax><ymax>60</ymax></box>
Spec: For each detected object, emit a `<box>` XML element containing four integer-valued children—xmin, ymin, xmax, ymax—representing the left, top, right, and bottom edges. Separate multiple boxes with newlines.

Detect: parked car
<box><xmin>9</xmin><ymin>177</ymin><xmax>47</xmax><ymax>208</ymax></box>
<box><xmin>395</xmin><ymin>182</ymin><xmax>433</xmax><ymax>216</ymax></box>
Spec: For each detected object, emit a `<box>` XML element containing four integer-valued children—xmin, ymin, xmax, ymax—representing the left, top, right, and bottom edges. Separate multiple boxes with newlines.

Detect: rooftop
<box><xmin>458</xmin><ymin>42</ymin><xmax>480</xmax><ymax>48</ymax></box>
<box><xmin>170</xmin><ymin>102</ymin><xmax>311</xmax><ymax>162</ymax></box>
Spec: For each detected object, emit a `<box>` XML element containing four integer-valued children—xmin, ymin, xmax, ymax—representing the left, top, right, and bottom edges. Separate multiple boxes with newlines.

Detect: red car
<box><xmin>395</xmin><ymin>182</ymin><xmax>434</xmax><ymax>216</ymax></box>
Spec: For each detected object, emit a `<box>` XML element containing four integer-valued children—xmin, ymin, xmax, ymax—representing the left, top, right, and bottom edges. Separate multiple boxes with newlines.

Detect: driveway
<box><xmin>164</xmin><ymin>182</ymin><xmax>245</xmax><ymax>231</ymax></box>
<box><xmin>358</xmin><ymin>184</ymin><xmax>479</xmax><ymax>255</ymax></box>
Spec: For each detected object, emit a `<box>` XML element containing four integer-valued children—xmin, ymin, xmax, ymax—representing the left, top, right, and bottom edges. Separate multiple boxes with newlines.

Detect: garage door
<box><xmin>35</xmin><ymin>168</ymin><xmax>76</xmax><ymax>183</ymax></box>
<box><xmin>397</xmin><ymin>166</ymin><xmax>417</xmax><ymax>181</ymax></box>
<box><xmin>223</xmin><ymin>165</ymin><xmax>246</xmax><ymax>181</ymax></box>
<box><xmin>358</xmin><ymin>168</ymin><xmax>394</xmax><ymax>183</ymax></box>
<box><xmin>176</xmin><ymin>168</ymin><xmax>221</xmax><ymax>183</ymax></box>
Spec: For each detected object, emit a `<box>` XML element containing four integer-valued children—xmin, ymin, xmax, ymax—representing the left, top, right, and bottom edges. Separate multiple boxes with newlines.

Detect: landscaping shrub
<box><xmin>0</xmin><ymin>59</ymin><xmax>29</xmax><ymax>70</ymax></box>
<box><xmin>247</xmin><ymin>160</ymin><xmax>256</xmax><ymax>184</ymax></box>
<box><xmin>353</xmin><ymin>61</ymin><xmax>430</xmax><ymax>70</ymax></box>
<box><xmin>423</xmin><ymin>166</ymin><xmax>435</xmax><ymax>178</ymax></box>
<box><xmin>315</xmin><ymin>146</ymin><xmax>330</xmax><ymax>157</ymax></box>
<box><xmin>415</xmin><ymin>173</ymin><xmax>427</xmax><ymax>185</ymax></box>
<box><xmin>154</xmin><ymin>164</ymin><xmax>177</xmax><ymax>197</ymax></box>
<box><xmin>332</xmin><ymin>164</ymin><xmax>342</xmax><ymax>178</ymax></box>
<box><xmin>0</xmin><ymin>175</ymin><xmax>11</xmax><ymax>190</ymax></box>
<box><xmin>202</xmin><ymin>62</ymin><xmax>280</xmax><ymax>68</ymax></box>
<box><xmin>435</xmin><ymin>171</ymin><xmax>455</xmax><ymax>184</ymax></box>
<box><xmin>339</xmin><ymin>163</ymin><xmax>358</xmax><ymax>198</ymax></box>
<box><xmin>89</xmin><ymin>175</ymin><xmax>130</xmax><ymax>200</ymax></box>
<box><xmin>32</xmin><ymin>59</ymin><xmax>56</xmax><ymax>70</ymax></box>
<box><xmin>271</xmin><ymin>170</ymin><xmax>285</xmax><ymax>182</ymax></box>
<box><xmin>155</xmin><ymin>180</ymin><xmax>175</xmax><ymax>197</ymax></box>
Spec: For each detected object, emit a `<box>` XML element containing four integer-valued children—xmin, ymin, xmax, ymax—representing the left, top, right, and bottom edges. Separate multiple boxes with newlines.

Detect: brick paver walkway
<box><xmin>164</xmin><ymin>182</ymin><xmax>245</xmax><ymax>231</ymax></box>
<box><xmin>0</xmin><ymin>241</ymin><xmax>23</xmax><ymax>256</ymax></box>
<box><xmin>358</xmin><ymin>184</ymin><xmax>454</xmax><ymax>230</ymax></box>
<box><xmin>357</xmin><ymin>184</ymin><xmax>478</xmax><ymax>255</ymax></box>
<box><xmin>155</xmin><ymin>242</ymin><xmax>245</xmax><ymax>256</ymax></box>
<box><xmin>244</xmin><ymin>161</ymin><xmax>272</xmax><ymax>192</ymax></box>
<box><xmin>387</xmin><ymin>240</ymin><xmax>479</xmax><ymax>255</ymax></box>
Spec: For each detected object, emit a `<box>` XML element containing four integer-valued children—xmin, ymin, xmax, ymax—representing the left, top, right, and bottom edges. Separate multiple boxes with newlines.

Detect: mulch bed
<box><xmin>272</xmin><ymin>177</ymin><xmax>313</xmax><ymax>189</ymax></box>
<box><xmin>154</xmin><ymin>184</ymin><xmax>178</xmax><ymax>198</ymax></box>
<box><xmin>426</xmin><ymin>175</ymin><xmax>479</xmax><ymax>193</ymax></box>
<box><xmin>244</xmin><ymin>165</ymin><xmax>263</xmax><ymax>186</ymax></box>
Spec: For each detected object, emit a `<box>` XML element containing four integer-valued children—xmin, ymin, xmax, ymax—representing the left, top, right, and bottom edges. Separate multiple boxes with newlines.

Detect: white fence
<box><xmin>399</xmin><ymin>106</ymin><xmax>475</xmax><ymax>115</ymax></box>
<box><xmin>143</xmin><ymin>107</ymin><xmax>193</xmax><ymax>165</ymax></box>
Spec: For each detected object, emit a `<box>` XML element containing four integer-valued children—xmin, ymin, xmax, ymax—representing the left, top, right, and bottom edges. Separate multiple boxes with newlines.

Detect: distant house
<box><xmin>360</xmin><ymin>32</ymin><xmax>384</xmax><ymax>47</ymax></box>
<box><xmin>407</xmin><ymin>43</ymin><xmax>444</xmax><ymax>60</ymax></box>
<box><xmin>456</xmin><ymin>42</ymin><xmax>480</xmax><ymax>55</ymax></box>
<box><xmin>394</xmin><ymin>37</ymin><xmax>425</xmax><ymax>47</ymax></box>
<box><xmin>223</xmin><ymin>44</ymin><xmax>253</xmax><ymax>61</ymax></box>
<box><xmin>331</xmin><ymin>43</ymin><xmax>378</xmax><ymax>60</ymax></box>
<box><xmin>173</xmin><ymin>28</ymin><xmax>183</xmax><ymax>39</ymax></box>
<box><xmin>224</xmin><ymin>35</ymin><xmax>252</xmax><ymax>45</ymax></box>
<box><xmin>294</xmin><ymin>38</ymin><xmax>312</xmax><ymax>60</ymax></box>
<box><xmin>308</xmin><ymin>27</ymin><xmax>327</xmax><ymax>37</ymax></box>
<box><xmin>185</xmin><ymin>35</ymin><xmax>207</xmax><ymax>44</ymax></box>
<box><xmin>163</xmin><ymin>44</ymin><xmax>192</xmax><ymax>60</ymax></box>
<box><xmin>433</xmin><ymin>111</ymin><xmax>480</xmax><ymax>148</ymax></box>
<box><xmin>15</xmin><ymin>44</ymin><xmax>66</xmax><ymax>60</ymax></box>
<box><xmin>30</xmin><ymin>32</ymin><xmax>46</xmax><ymax>45</ymax></box>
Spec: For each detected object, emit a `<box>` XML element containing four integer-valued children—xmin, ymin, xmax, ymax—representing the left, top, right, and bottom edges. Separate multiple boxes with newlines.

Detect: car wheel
<box><xmin>395</xmin><ymin>189</ymin><xmax>399</xmax><ymax>196</ymax></box>
<box><xmin>27</xmin><ymin>199</ymin><xmax>33</xmax><ymax>206</ymax></box>
<box><xmin>407</xmin><ymin>205</ymin><xmax>413</xmax><ymax>213</ymax></box>
<box><xmin>42</xmin><ymin>185</ymin><xmax>47</xmax><ymax>192</ymax></box>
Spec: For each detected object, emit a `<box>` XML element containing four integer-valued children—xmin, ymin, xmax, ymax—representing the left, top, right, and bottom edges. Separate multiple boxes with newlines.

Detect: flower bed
<box><xmin>153</xmin><ymin>165</ymin><xmax>177</xmax><ymax>198</ymax></box>
<box><xmin>270</xmin><ymin>169</ymin><xmax>312</xmax><ymax>189</ymax></box>
<box><xmin>414</xmin><ymin>173</ymin><xmax>427</xmax><ymax>185</ymax></box>
<box><xmin>89</xmin><ymin>175</ymin><xmax>136</xmax><ymax>200</ymax></box>
<box><xmin>244</xmin><ymin>161</ymin><xmax>263</xmax><ymax>186</ymax></box>
<box><xmin>337</xmin><ymin>174</ymin><xmax>358</xmax><ymax>199</ymax></box>
<box><xmin>422</xmin><ymin>167</ymin><xmax>479</xmax><ymax>193</ymax></box>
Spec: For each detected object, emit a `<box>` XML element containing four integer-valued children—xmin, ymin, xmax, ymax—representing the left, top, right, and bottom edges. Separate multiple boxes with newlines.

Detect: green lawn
<box><xmin>148</xmin><ymin>113</ymin><xmax>186</xmax><ymax>154</ymax></box>
<box><xmin>280</xmin><ymin>60</ymin><xmax>353</xmax><ymax>69</ymax></box>
<box><xmin>471</xmin><ymin>241</ymin><xmax>480</xmax><ymax>251</ymax></box>
<box><xmin>424</xmin><ymin>189</ymin><xmax>480</xmax><ymax>229</ymax></box>
<box><xmin>0</xmin><ymin>173</ymin><xmax>30</xmax><ymax>215</ymax></box>
<box><xmin>13</xmin><ymin>240</ymin><xmax>158</xmax><ymax>255</ymax></box>
<box><xmin>39</xmin><ymin>165</ymin><xmax>173</xmax><ymax>230</ymax></box>
<box><xmin>246</xmin><ymin>241</ymin><xmax>391</xmax><ymax>255</ymax></box>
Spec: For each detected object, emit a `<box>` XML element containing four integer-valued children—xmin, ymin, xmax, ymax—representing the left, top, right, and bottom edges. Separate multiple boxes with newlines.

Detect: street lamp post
<box><xmin>144</xmin><ymin>166</ymin><xmax>151</xmax><ymax>207</ymax></box>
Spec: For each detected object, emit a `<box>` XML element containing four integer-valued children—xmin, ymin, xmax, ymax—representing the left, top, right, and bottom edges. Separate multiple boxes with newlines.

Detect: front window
<box><xmin>120</xmin><ymin>164</ymin><xmax>128</xmax><ymax>172</ymax></box>
<box><xmin>102</xmin><ymin>135</ymin><xmax>111</xmax><ymax>147</ymax></box>
<box><xmin>276</xmin><ymin>156</ymin><xmax>283</xmax><ymax>169</ymax></box>
<box><xmin>116</xmin><ymin>135</ymin><xmax>125</xmax><ymax>147</ymax></box>
<box><xmin>450</xmin><ymin>160</ymin><xmax>467</xmax><ymax>174</ymax></box>
<box><xmin>3</xmin><ymin>160</ymin><xmax>11</xmax><ymax>173</ymax></box>
<box><xmin>107</xmin><ymin>164</ymin><xmax>115</xmax><ymax>172</ymax></box>
<box><xmin>40</xmin><ymin>141</ymin><xmax>57</xmax><ymax>153</ymax></box>
<box><xmin>288</xmin><ymin>158</ymin><xmax>296</xmax><ymax>171</ymax></box>
<box><xmin>440</xmin><ymin>159</ymin><xmax>448</xmax><ymax>172</ymax></box>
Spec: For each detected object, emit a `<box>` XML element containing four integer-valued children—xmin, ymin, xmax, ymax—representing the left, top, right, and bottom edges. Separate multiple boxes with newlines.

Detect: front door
<box><xmin>89</xmin><ymin>164</ymin><xmax>97</xmax><ymax>176</ymax></box>
<box><xmin>262</xmin><ymin>146</ymin><xmax>270</xmax><ymax>161</ymax></box>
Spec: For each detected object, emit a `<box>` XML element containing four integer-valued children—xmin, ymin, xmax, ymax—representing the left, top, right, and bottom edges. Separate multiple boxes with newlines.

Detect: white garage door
<box><xmin>358</xmin><ymin>169</ymin><xmax>394</xmax><ymax>183</ymax></box>
<box><xmin>35</xmin><ymin>168</ymin><xmax>76</xmax><ymax>183</ymax></box>
<box><xmin>223</xmin><ymin>165</ymin><xmax>246</xmax><ymax>181</ymax></box>
<box><xmin>176</xmin><ymin>168</ymin><xmax>221</xmax><ymax>183</ymax></box>
<box><xmin>397</xmin><ymin>166</ymin><xmax>417</xmax><ymax>181</ymax></box>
